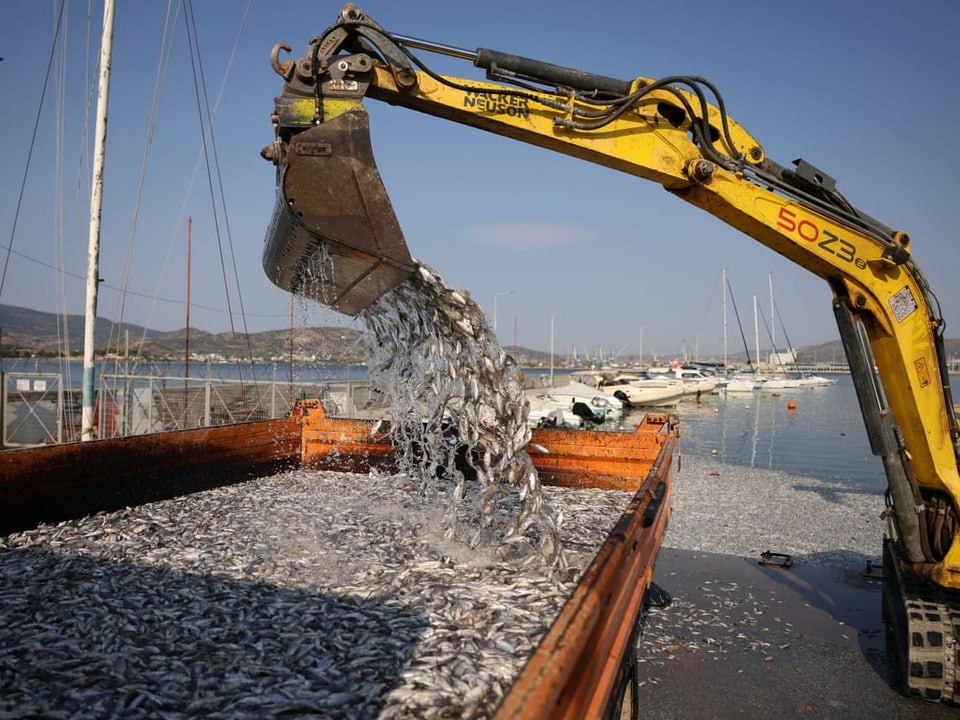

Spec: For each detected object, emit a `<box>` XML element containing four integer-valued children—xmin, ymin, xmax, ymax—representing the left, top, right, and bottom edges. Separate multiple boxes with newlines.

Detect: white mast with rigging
<box><xmin>81</xmin><ymin>0</ymin><xmax>116</xmax><ymax>441</ymax></box>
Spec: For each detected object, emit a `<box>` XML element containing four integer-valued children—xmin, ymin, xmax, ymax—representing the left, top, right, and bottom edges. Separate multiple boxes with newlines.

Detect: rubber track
<box><xmin>884</xmin><ymin>539</ymin><xmax>959</xmax><ymax>702</ymax></box>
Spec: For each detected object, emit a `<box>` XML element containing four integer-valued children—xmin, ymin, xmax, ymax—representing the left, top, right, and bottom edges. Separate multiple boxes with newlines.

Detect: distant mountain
<box><xmin>723</xmin><ymin>336</ymin><xmax>960</xmax><ymax>367</ymax></box>
<box><xmin>0</xmin><ymin>304</ymin><xmax>553</xmax><ymax>365</ymax></box>
<box><xmin>0</xmin><ymin>304</ymin><xmax>366</xmax><ymax>361</ymax></box>
<box><xmin>0</xmin><ymin>304</ymin><xmax>165</xmax><ymax>350</ymax></box>
<box><xmin>8</xmin><ymin>303</ymin><xmax>954</xmax><ymax>367</ymax></box>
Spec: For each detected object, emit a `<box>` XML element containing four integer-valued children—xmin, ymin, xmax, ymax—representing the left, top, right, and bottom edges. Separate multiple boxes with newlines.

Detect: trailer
<box><xmin>1</xmin><ymin>402</ymin><xmax>675</xmax><ymax>719</ymax></box>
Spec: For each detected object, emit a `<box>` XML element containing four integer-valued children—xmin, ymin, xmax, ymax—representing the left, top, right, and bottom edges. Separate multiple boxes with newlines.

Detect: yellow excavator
<box><xmin>260</xmin><ymin>3</ymin><xmax>960</xmax><ymax>703</ymax></box>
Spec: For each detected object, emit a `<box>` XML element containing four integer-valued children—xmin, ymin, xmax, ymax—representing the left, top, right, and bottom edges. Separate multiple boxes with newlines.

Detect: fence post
<box><xmin>57</xmin><ymin>377</ymin><xmax>64</xmax><ymax>443</ymax></box>
<box><xmin>204</xmin><ymin>374</ymin><xmax>212</xmax><ymax>427</ymax></box>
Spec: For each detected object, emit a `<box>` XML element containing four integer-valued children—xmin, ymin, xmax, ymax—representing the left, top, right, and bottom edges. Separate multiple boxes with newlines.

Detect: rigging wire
<box><xmin>80</xmin><ymin>0</ymin><xmax>259</xmax><ymax>372</ymax></box>
<box><xmin>772</xmin><ymin>296</ymin><xmax>803</xmax><ymax>374</ymax></box>
<box><xmin>755</xmin><ymin>303</ymin><xmax>787</xmax><ymax>373</ymax></box>
<box><xmin>104</xmin><ymin>0</ymin><xmax>181</xmax><ymax>365</ymax></box>
<box><xmin>0</xmin><ymin>239</ymin><xmax>287</xmax><ymax>319</ymax></box>
<box><xmin>182</xmin><ymin>0</ymin><xmax>258</xmax><ymax>385</ymax></box>
<box><xmin>725</xmin><ymin>275</ymin><xmax>754</xmax><ymax>370</ymax></box>
<box><xmin>58</xmin><ymin>0</ymin><xmax>100</xmax><ymax>410</ymax></box>
<box><xmin>0</xmin><ymin>0</ymin><xmax>67</xmax><ymax>307</ymax></box>
<box><xmin>53</xmin><ymin>0</ymin><xmax>74</xmax><ymax>396</ymax></box>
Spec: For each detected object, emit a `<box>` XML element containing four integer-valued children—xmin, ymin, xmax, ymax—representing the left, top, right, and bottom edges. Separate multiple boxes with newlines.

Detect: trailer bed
<box><xmin>0</xmin><ymin>403</ymin><xmax>675</xmax><ymax>718</ymax></box>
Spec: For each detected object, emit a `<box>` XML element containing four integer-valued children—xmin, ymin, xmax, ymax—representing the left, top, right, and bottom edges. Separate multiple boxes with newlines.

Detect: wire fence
<box><xmin>1</xmin><ymin>370</ymin><xmax>384</xmax><ymax>448</ymax></box>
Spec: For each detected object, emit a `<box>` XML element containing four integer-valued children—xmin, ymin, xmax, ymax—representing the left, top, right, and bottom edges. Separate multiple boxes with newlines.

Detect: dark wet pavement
<box><xmin>635</xmin><ymin>547</ymin><xmax>959</xmax><ymax>720</ymax></box>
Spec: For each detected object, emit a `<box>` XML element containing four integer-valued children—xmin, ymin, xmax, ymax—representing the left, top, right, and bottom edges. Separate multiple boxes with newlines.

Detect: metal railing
<box><xmin>1</xmin><ymin>370</ymin><xmax>383</xmax><ymax>447</ymax></box>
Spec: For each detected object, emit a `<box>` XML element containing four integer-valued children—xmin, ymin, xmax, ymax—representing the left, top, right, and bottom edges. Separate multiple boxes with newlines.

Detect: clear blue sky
<box><xmin>1</xmin><ymin>0</ymin><xmax>958</xmax><ymax>360</ymax></box>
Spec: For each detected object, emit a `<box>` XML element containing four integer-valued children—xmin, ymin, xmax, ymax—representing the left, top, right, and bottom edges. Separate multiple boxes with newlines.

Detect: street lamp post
<box><xmin>550</xmin><ymin>313</ymin><xmax>562</xmax><ymax>386</ymax></box>
<box><xmin>493</xmin><ymin>290</ymin><xmax>515</xmax><ymax>333</ymax></box>
<box><xmin>638</xmin><ymin>325</ymin><xmax>646</xmax><ymax>369</ymax></box>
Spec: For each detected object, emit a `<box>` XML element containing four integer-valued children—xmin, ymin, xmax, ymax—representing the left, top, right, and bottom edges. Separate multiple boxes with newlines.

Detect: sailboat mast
<box><xmin>753</xmin><ymin>295</ymin><xmax>760</xmax><ymax>372</ymax></box>
<box><xmin>769</xmin><ymin>273</ymin><xmax>775</xmax><ymax>348</ymax></box>
<box><xmin>81</xmin><ymin>0</ymin><xmax>116</xmax><ymax>441</ymax></box>
<box><xmin>722</xmin><ymin>268</ymin><xmax>728</xmax><ymax>372</ymax></box>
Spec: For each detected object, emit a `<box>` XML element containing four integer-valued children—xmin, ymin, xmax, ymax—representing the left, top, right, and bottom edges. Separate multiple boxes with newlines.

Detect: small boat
<box><xmin>532</xmin><ymin>379</ymin><xmax>624</xmax><ymax>415</ymax></box>
<box><xmin>525</xmin><ymin>391</ymin><xmax>584</xmax><ymax>428</ymax></box>
<box><xmin>524</xmin><ymin>376</ymin><xmax>622</xmax><ymax>427</ymax></box>
<box><xmin>795</xmin><ymin>372</ymin><xmax>837</xmax><ymax>387</ymax></box>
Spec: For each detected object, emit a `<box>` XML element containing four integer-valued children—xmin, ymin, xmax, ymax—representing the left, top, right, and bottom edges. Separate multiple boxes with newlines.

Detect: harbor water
<box><xmin>670</xmin><ymin>374</ymin><xmax>959</xmax><ymax>493</ymax></box>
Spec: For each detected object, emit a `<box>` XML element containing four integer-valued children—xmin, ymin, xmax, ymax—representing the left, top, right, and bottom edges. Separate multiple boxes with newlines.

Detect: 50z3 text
<box><xmin>777</xmin><ymin>206</ymin><xmax>867</xmax><ymax>269</ymax></box>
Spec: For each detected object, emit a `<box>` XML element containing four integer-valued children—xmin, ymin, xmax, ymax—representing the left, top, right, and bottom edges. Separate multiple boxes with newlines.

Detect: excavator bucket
<box><xmin>262</xmin><ymin>109</ymin><xmax>415</xmax><ymax>315</ymax></box>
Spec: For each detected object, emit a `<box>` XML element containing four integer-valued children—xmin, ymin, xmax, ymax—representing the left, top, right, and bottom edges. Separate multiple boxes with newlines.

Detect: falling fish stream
<box><xmin>293</xmin><ymin>246</ymin><xmax>556</xmax><ymax>565</ymax></box>
<box><xmin>357</xmin><ymin>263</ymin><xmax>561</xmax><ymax>567</ymax></box>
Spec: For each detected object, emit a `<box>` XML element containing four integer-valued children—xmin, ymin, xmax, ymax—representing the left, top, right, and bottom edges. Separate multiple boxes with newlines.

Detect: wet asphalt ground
<box><xmin>635</xmin><ymin>547</ymin><xmax>959</xmax><ymax>720</ymax></box>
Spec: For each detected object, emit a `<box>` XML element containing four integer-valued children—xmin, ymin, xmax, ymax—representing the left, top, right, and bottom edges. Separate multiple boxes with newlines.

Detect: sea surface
<box><xmin>670</xmin><ymin>373</ymin><xmax>960</xmax><ymax>494</ymax></box>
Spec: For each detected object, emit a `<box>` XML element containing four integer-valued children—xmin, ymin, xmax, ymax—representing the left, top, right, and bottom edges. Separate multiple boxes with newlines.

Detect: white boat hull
<box><xmin>601</xmin><ymin>383</ymin><xmax>686</xmax><ymax>408</ymax></box>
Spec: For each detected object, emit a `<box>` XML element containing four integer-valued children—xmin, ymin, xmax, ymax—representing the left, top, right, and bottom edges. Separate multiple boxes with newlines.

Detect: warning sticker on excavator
<box><xmin>889</xmin><ymin>286</ymin><xmax>918</xmax><ymax>323</ymax></box>
<box><xmin>915</xmin><ymin>357</ymin><xmax>931</xmax><ymax>387</ymax></box>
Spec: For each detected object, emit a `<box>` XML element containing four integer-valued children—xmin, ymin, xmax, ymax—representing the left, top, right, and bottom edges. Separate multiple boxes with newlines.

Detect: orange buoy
<box><xmin>787</xmin><ymin>398</ymin><xmax>797</xmax><ymax>410</ymax></box>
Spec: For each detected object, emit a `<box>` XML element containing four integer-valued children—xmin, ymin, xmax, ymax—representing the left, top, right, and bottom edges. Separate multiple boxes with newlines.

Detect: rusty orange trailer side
<box><xmin>0</xmin><ymin>417</ymin><xmax>302</xmax><ymax>535</ymax></box>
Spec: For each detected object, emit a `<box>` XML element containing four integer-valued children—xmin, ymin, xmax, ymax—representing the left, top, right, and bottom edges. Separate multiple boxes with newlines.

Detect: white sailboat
<box><xmin>761</xmin><ymin>275</ymin><xmax>837</xmax><ymax>389</ymax></box>
<box><xmin>722</xmin><ymin>270</ymin><xmax>766</xmax><ymax>392</ymax></box>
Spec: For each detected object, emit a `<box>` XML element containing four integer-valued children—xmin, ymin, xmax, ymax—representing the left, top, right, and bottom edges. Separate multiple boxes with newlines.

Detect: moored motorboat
<box><xmin>590</xmin><ymin>374</ymin><xmax>688</xmax><ymax>408</ymax></box>
<box><xmin>645</xmin><ymin>364</ymin><xmax>724</xmax><ymax>396</ymax></box>
<box><xmin>528</xmin><ymin>378</ymin><xmax>624</xmax><ymax>415</ymax></box>
<box><xmin>763</xmin><ymin>372</ymin><xmax>837</xmax><ymax>390</ymax></box>
<box><xmin>524</xmin><ymin>378</ymin><xmax>622</xmax><ymax>428</ymax></box>
<box><xmin>724</xmin><ymin>373</ymin><xmax>766</xmax><ymax>392</ymax></box>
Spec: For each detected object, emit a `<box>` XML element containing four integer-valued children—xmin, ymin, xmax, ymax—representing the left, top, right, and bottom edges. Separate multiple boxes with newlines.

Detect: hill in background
<box><xmin>0</xmin><ymin>304</ymin><xmax>556</xmax><ymax>365</ymax></box>
<box><xmin>0</xmin><ymin>304</ymin><xmax>367</xmax><ymax>363</ymax></box>
<box><xmin>4</xmin><ymin>303</ymin><xmax>959</xmax><ymax>368</ymax></box>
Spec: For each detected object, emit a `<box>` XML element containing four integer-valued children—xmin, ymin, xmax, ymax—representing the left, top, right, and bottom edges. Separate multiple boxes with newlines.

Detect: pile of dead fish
<box><xmin>0</xmin><ymin>470</ymin><xmax>631</xmax><ymax>719</ymax></box>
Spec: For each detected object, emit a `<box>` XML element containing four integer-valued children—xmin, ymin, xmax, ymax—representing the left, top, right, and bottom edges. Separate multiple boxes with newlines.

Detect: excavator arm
<box><xmin>262</xmin><ymin>4</ymin><xmax>960</xmax><ymax>701</ymax></box>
